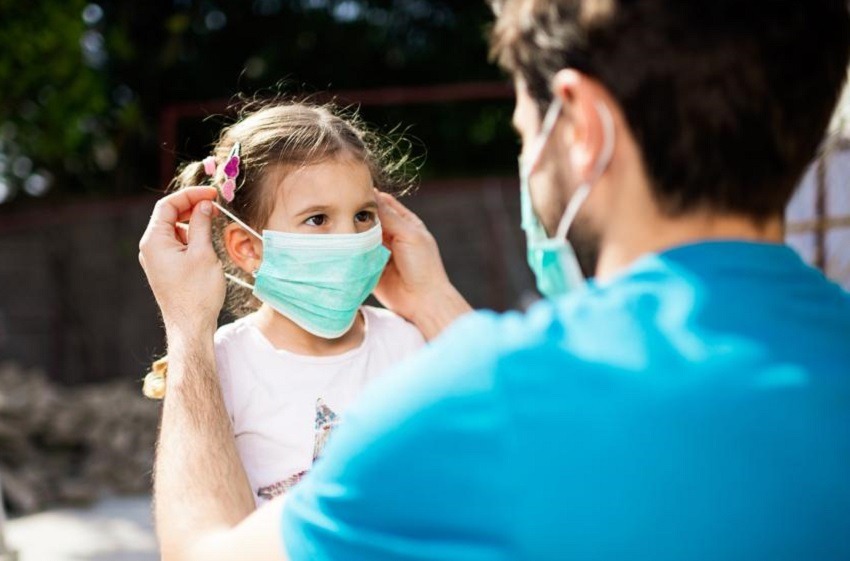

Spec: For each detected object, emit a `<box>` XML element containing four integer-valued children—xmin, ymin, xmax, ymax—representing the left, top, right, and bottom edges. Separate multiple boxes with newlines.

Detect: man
<box><xmin>138</xmin><ymin>1</ymin><xmax>850</xmax><ymax>559</ymax></box>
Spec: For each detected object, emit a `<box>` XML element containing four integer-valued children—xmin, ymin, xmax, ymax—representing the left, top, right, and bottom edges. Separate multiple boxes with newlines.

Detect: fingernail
<box><xmin>200</xmin><ymin>201</ymin><xmax>212</xmax><ymax>215</ymax></box>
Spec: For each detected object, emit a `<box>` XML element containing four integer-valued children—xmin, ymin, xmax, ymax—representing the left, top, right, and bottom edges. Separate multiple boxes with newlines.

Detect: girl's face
<box><xmin>262</xmin><ymin>155</ymin><xmax>378</xmax><ymax>235</ymax></box>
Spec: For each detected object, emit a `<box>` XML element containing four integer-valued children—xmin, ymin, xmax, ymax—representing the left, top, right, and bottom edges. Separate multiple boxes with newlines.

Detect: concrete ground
<box><xmin>4</xmin><ymin>496</ymin><xmax>157</xmax><ymax>561</ymax></box>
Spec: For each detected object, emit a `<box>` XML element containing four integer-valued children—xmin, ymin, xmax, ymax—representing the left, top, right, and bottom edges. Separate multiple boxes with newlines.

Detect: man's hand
<box><xmin>375</xmin><ymin>192</ymin><xmax>472</xmax><ymax>340</ymax></box>
<box><xmin>138</xmin><ymin>187</ymin><xmax>225</xmax><ymax>339</ymax></box>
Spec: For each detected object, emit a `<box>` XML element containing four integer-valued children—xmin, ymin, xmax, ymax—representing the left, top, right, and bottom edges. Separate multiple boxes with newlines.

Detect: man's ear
<box><xmin>224</xmin><ymin>223</ymin><xmax>262</xmax><ymax>274</ymax></box>
<box><xmin>551</xmin><ymin>69</ymin><xmax>613</xmax><ymax>183</ymax></box>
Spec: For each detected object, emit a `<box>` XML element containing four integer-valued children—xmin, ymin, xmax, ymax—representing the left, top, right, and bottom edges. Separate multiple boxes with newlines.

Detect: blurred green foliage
<box><xmin>0</xmin><ymin>0</ymin><xmax>140</xmax><ymax>202</ymax></box>
<box><xmin>0</xmin><ymin>0</ymin><xmax>515</xmax><ymax>205</ymax></box>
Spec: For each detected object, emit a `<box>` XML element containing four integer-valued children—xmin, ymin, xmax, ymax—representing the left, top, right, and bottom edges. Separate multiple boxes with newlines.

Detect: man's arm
<box><xmin>279</xmin><ymin>311</ymin><xmax>509</xmax><ymax>561</ymax></box>
<box><xmin>154</xmin><ymin>330</ymin><xmax>288</xmax><ymax>561</ymax></box>
<box><xmin>139</xmin><ymin>187</ymin><xmax>288</xmax><ymax>561</ymax></box>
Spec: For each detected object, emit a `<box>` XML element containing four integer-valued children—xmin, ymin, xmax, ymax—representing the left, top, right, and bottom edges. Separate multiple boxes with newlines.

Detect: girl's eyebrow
<box><xmin>294</xmin><ymin>201</ymin><xmax>378</xmax><ymax>216</ymax></box>
<box><xmin>294</xmin><ymin>204</ymin><xmax>333</xmax><ymax>217</ymax></box>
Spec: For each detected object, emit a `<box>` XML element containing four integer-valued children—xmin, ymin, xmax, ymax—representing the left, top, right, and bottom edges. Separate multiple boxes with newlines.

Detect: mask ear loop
<box><xmin>522</xmin><ymin>97</ymin><xmax>565</xmax><ymax>176</ymax></box>
<box><xmin>554</xmin><ymin>100</ymin><xmax>616</xmax><ymax>241</ymax></box>
<box><xmin>211</xmin><ymin>201</ymin><xmax>262</xmax><ymax>240</ymax></box>
<box><xmin>224</xmin><ymin>271</ymin><xmax>255</xmax><ymax>290</ymax></box>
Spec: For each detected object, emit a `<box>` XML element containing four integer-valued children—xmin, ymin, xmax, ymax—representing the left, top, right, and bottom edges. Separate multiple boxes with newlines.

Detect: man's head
<box><xmin>492</xmin><ymin>0</ymin><xmax>850</xmax><ymax>275</ymax></box>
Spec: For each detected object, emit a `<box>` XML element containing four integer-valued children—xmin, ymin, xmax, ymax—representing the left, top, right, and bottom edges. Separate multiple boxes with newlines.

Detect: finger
<box><xmin>141</xmin><ymin>187</ymin><xmax>218</xmax><ymax>255</ymax></box>
<box><xmin>175</xmin><ymin>222</ymin><xmax>190</xmax><ymax>245</ymax></box>
<box><xmin>378</xmin><ymin>192</ymin><xmax>425</xmax><ymax>228</ymax></box>
<box><xmin>150</xmin><ymin>187</ymin><xmax>218</xmax><ymax>231</ymax></box>
<box><xmin>187</xmin><ymin>199</ymin><xmax>216</xmax><ymax>258</ymax></box>
<box><xmin>376</xmin><ymin>192</ymin><xmax>409</xmax><ymax>237</ymax></box>
<box><xmin>177</xmin><ymin>200</ymin><xmax>218</xmax><ymax>224</ymax></box>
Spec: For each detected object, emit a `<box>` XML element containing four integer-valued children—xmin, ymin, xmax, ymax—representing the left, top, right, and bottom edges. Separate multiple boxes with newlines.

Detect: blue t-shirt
<box><xmin>281</xmin><ymin>241</ymin><xmax>850</xmax><ymax>560</ymax></box>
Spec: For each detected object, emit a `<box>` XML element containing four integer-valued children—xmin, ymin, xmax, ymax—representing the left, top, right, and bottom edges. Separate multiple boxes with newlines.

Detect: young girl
<box><xmin>148</xmin><ymin>102</ymin><xmax>425</xmax><ymax>506</ymax></box>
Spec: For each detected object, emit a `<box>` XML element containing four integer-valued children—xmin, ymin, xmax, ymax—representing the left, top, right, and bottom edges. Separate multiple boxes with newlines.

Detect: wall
<box><xmin>0</xmin><ymin>178</ymin><xmax>534</xmax><ymax>385</ymax></box>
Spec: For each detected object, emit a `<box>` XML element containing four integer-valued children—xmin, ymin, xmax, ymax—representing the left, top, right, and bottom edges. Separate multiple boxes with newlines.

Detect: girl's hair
<box><xmin>171</xmin><ymin>100</ymin><xmax>417</xmax><ymax>317</ymax></box>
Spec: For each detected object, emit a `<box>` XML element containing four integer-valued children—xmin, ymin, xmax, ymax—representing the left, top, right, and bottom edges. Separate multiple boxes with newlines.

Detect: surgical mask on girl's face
<box><xmin>214</xmin><ymin>203</ymin><xmax>391</xmax><ymax>339</ymax></box>
<box><xmin>518</xmin><ymin>96</ymin><xmax>615</xmax><ymax>299</ymax></box>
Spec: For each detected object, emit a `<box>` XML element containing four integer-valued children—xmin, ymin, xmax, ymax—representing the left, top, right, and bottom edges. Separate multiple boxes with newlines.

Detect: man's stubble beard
<box><xmin>567</xmin><ymin>214</ymin><xmax>601</xmax><ymax>279</ymax></box>
<box><xmin>543</xmin><ymin>163</ymin><xmax>602</xmax><ymax>280</ymax></box>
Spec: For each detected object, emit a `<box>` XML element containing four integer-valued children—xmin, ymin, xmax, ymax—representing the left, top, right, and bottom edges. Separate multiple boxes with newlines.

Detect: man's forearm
<box><xmin>412</xmin><ymin>284</ymin><xmax>473</xmax><ymax>341</ymax></box>
<box><xmin>154</xmin><ymin>329</ymin><xmax>256</xmax><ymax>560</ymax></box>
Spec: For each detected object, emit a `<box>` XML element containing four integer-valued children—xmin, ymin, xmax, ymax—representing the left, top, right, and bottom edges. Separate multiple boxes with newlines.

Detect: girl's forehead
<box><xmin>270</xmin><ymin>157</ymin><xmax>375</xmax><ymax>210</ymax></box>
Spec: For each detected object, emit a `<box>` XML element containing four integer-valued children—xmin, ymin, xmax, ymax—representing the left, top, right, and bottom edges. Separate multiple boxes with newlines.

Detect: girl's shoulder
<box><xmin>214</xmin><ymin>315</ymin><xmax>256</xmax><ymax>349</ymax></box>
<box><xmin>362</xmin><ymin>306</ymin><xmax>425</xmax><ymax>348</ymax></box>
<box><xmin>213</xmin><ymin>317</ymin><xmax>264</xmax><ymax>375</ymax></box>
<box><xmin>211</xmin><ymin>317</ymin><xmax>260</xmax><ymax>419</ymax></box>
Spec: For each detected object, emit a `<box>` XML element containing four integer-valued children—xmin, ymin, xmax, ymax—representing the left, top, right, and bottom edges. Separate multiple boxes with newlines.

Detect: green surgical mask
<box><xmin>215</xmin><ymin>203</ymin><xmax>390</xmax><ymax>339</ymax></box>
<box><xmin>518</xmin><ymin>97</ymin><xmax>615</xmax><ymax>298</ymax></box>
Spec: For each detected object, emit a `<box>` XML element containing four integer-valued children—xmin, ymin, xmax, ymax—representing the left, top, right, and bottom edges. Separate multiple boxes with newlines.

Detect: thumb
<box><xmin>376</xmin><ymin>192</ymin><xmax>409</xmax><ymax>237</ymax></box>
<box><xmin>187</xmin><ymin>200</ymin><xmax>216</xmax><ymax>256</ymax></box>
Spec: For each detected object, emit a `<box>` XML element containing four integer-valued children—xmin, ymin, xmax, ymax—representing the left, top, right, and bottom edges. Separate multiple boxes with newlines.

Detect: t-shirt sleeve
<box><xmin>400</xmin><ymin>316</ymin><xmax>427</xmax><ymax>350</ymax></box>
<box><xmin>366</xmin><ymin>306</ymin><xmax>427</xmax><ymax>355</ymax></box>
<box><xmin>280</xmin><ymin>312</ymin><xmax>514</xmax><ymax>561</ymax></box>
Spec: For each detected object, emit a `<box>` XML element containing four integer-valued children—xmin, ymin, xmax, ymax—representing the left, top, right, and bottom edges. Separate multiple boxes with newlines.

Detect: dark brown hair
<box><xmin>490</xmin><ymin>0</ymin><xmax>850</xmax><ymax>220</ymax></box>
<box><xmin>172</xmin><ymin>100</ymin><xmax>416</xmax><ymax>316</ymax></box>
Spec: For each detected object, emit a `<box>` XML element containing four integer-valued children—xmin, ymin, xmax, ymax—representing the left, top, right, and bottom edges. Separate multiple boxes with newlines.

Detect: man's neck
<box><xmin>595</xmin><ymin>208</ymin><xmax>784</xmax><ymax>282</ymax></box>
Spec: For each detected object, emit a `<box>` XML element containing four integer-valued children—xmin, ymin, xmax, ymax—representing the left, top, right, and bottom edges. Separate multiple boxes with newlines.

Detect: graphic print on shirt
<box><xmin>256</xmin><ymin>398</ymin><xmax>340</xmax><ymax>501</ymax></box>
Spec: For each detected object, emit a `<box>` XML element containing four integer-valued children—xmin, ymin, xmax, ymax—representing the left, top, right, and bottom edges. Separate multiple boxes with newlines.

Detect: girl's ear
<box><xmin>224</xmin><ymin>223</ymin><xmax>263</xmax><ymax>274</ymax></box>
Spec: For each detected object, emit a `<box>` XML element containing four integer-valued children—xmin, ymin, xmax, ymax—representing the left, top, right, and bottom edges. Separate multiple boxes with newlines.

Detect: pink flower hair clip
<box><xmin>202</xmin><ymin>142</ymin><xmax>241</xmax><ymax>202</ymax></box>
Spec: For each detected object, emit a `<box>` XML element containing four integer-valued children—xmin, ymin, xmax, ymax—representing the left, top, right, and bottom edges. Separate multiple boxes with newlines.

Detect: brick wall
<box><xmin>0</xmin><ymin>197</ymin><xmax>166</xmax><ymax>385</ymax></box>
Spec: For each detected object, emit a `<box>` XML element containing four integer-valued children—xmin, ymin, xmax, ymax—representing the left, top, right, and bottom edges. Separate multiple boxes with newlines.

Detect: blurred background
<box><xmin>0</xmin><ymin>1</ymin><xmax>848</xmax><ymax>559</ymax></box>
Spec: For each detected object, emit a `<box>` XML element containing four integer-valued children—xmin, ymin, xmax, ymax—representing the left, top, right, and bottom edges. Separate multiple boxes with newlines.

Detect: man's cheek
<box><xmin>530</xmin><ymin>170</ymin><xmax>565</xmax><ymax>235</ymax></box>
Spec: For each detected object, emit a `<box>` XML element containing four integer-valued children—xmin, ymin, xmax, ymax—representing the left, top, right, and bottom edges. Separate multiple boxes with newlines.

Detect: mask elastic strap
<box><xmin>592</xmin><ymin>101</ymin><xmax>616</xmax><ymax>183</ymax></box>
<box><xmin>554</xmin><ymin>183</ymin><xmax>592</xmax><ymax>241</ymax></box>
<box><xmin>523</xmin><ymin>97</ymin><xmax>565</xmax><ymax>175</ymax></box>
<box><xmin>554</xmin><ymin>100</ymin><xmax>616</xmax><ymax>241</ymax></box>
<box><xmin>212</xmin><ymin>201</ymin><xmax>263</xmax><ymax>241</ymax></box>
<box><xmin>224</xmin><ymin>272</ymin><xmax>255</xmax><ymax>290</ymax></box>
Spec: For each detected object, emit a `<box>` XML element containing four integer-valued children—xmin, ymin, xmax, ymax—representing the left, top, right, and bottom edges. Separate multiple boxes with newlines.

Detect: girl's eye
<box><xmin>355</xmin><ymin>211</ymin><xmax>375</xmax><ymax>223</ymax></box>
<box><xmin>305</xmin><ymin>214</ymin><xmax>327</xmax><ymax>226</ymax></box>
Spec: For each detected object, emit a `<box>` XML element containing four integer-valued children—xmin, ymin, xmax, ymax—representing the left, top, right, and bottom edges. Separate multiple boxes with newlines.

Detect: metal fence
<box><xmin>786</xmin><ymin>136</ymin><xmax>850</xmax><ymax>290</ymax></box>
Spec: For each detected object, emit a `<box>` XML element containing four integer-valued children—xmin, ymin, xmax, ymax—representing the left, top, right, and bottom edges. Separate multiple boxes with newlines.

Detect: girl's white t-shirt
<box><xmin>214</xmin><ymin>306</ymin><xmax>425</xmax><ymax>506</ymax></box>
